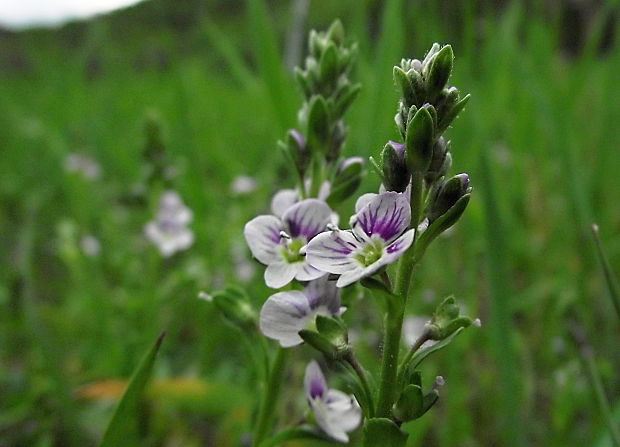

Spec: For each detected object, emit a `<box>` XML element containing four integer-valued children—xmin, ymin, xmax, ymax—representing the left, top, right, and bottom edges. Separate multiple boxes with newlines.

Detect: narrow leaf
<box><xmin>99</xmin><ymin>332</ymin><xmax>166</xmax><ymax>447</ymax></box>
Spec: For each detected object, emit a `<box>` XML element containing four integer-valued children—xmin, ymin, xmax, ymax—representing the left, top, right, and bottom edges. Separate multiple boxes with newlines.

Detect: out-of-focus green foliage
<box><xmin>1</xmin><ymin>0</ymin><xmax>619</xmax><ymax>446</ymax></box>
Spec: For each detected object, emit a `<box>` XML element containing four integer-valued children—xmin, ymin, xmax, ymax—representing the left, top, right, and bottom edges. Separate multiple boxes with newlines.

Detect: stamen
<box><xmin>326</xmin><ymin>223</ymin><xmax>339</xmax><ymax>232</ymax></box>
<box><xmin>279</xmin><ymin>230</ymin><xmax>291</xmax><ymax>239</ymax></box>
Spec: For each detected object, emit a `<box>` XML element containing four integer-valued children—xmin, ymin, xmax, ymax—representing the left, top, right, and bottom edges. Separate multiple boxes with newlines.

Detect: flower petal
<box><xmin>324</xmin><ymin>390</ymin><xmax>362</xmax><ymax>433</ymax></box>
<box><xmin>384</xmin><ymin>228</ymin><xmax>415</xmax><ymax>259</ymax></box>
<box><xmin>310</xmin><ymin>389</ymin><xmax>361</xmax><ymax>442</ymax></box>
<box><xmin>303</xmin><ymin>276</ymin><xmax>341</xmax><ymax>315</ymax></box>
<box><xmin>352</xmin><ymin>192</ymin><xmax>411</xmax><ymax>243</ymax></box>
<box><xmin>264</xmin><ymin>261</ymin><xmax>297</xmax><ymax>289</ymax></box>
<box><xmin>283</xmin><ymin>199</ymin><xmax>333</xmax><ymax>240</ymax></box>
<box><xmin>304</xmin><ymin>360</ymin><xmax>327</xmax><ymax>400</ymax></box>
<box><xmin>244</xmin><ymin>215</ymin><xmax>282</xmax><ymax>265</ymax></box>
<box><xmin>270</xmin><ymin>189</ymin><xmax>299</xmax><ymax>217</ymax></box>
<box><xmin>305</xmin><ymin>230</ymin><xmax>363</xmax><ymax>275</ymax></box>
<box><xmin>334</xmin><ymin>229</ymin><xmax>415</xmax><ymax>287</ymax></box>
<box><xmin>354</xmin><ymin>193</ymin><xmax>377</xmax><ymax>213</ymax></box>
<box><xmin>260</xmin><ymin>291</ymin><xmax>312</xmax><ymax>347</ymax></box>
<box><xmin>294</xmin><ymin>261</ymin><xmax>327</xmax><ymax>283</ymax></box>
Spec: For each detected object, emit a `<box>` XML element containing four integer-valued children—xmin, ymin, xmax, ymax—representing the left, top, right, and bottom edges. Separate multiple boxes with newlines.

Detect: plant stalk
<box><xmin>375</xmin><ymin>250</ymin><xmax>417</xmax><ymax>417</ymax></box>
<box><xmin>253</xmin><ymin>346</ymin><xmax>290</xmax><ymax>447</ymax></box>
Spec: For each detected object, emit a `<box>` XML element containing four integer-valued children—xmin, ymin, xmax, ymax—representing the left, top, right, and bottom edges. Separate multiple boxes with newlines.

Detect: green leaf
<box><xmin>393</xmin><ymin>384</ymin><xmax>424</xmax><ymax>422</ymax></box>
<box><xmin>393</xmin><ymin>66</ymin><xmax>416</xmax><ymax>106</ymax></box>
<box><xmin>362</xmin><ymin>418</ymin><xmax>408</xmax><ymax>447</ymax></box>
<box><xmin>319</xmin><ymin>43</ymin><xmax>339</xmax><ymax>89</ymax></box>
<box><xmin>427</xmin><ymin>45</ymin><xmax>453</xmax><ymax>97</ymax></box>
<box><xmin>99</xmin><ymin>332</ymin><xmax>166</xmax><ymax>447</ymax></box>
<box><xmin>299</xmin><ymin>330</ymin><xmax>338</xmax><ymax>359</ymax></box>
<box><xmin>438</xmin><ymin>93</ymin><xmax>470</xmax><ymax>133</ymax></box>
<box><xmin>334</xmin><ymin>82</ymin><xmax>362</xmax><ymax>116</ymax></box>
<box><xmin>259</xmin><ymin>426</ymin><xmax>328</xmax><ymax>447</ymax></box>
<box><xmin>408</xmin><ymin>326</ymin><xmax>466</xmax><ymax>370</ymax></box>
<box><xmin>414</xmin><ymin>194</ymin><xmax>470</xmax><ymax>262</ymax></box>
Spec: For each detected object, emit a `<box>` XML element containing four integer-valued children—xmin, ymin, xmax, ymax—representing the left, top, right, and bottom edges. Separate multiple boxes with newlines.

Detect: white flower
<box><xmin>230</xmin><ymin>175</ymin><xmax>257</xmax><ymax>195</ymax></box>
<box><xmin>64</xmin><ymin>152</ymin><xmax>101</xmax><ymax>180</ymax></box>
<box><xmin>306</xmin><ymin>192</ymin><xmax>415</xmax><ymax>287</ymax></box>
<box><xmin>244</xmin><ymin>199</ymin><xmax>334</xmax><ymax>289</ymax></box>
<box><xmin>80</xmin><ymin>235</ymin><xmax>101</xmax><ymax>257</ymax></box>
<box><xmin>259</xmin><ymin>277</ymin><xmax>340</xmax><ymax>347</ymax></box>
<box><xmin>304</xmin><ymin>360</ymin><xmax>361</xmax><ymax>443</ymax></box>
<box><xmin>145</xmin><ymin>190</ymin><xmax>194</xmax><ymax>257</ymax></box>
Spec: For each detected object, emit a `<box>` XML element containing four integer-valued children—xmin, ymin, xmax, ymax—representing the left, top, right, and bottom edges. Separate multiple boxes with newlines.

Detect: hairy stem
<box><xmin>253</xmin><ymin>347</ymin><xmax>290</xmax><ymax>447</ymax></box>
<box><xmin>375</xmin><ymin>251</ymin><xmax>417</xmax><ymax>417</ymax></box>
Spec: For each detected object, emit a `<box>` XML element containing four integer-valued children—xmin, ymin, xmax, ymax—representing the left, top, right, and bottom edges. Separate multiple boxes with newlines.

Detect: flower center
<box><xmin>354</xmin><ymin>239</ymin><xmax>384</xmax><ymax>267</ymax></box>
<box><xmin>281</xmin><ymin>238</ymin><xmax>305</xmax><ymax>263</ymax></box>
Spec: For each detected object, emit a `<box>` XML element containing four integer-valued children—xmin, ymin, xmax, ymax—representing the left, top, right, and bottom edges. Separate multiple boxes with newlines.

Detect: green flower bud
<box><xmin>406</xmin><ymin>106</ymin><xmax>435</xmax><ymax>174</ymax></box>
<box><xmin>427</xmin><ymin>296</ymin><xmax>472</xmax><ymax>341</ymax></box>
<box><xmin>425</xmin><ymin>137</ymin><xmax>451</xmax><ymax>184</ymax></box>
<box><xmin>210</xmin><ymin>287</ymin><xmax>257</xmax><ymax>330</ymax></box>
<box><xmin>306</xmin><ymin>95</ymin><xmax>330</xmax><ymax>155</ymax></box>
<box><xmin>381</xmin><ymin>141</ymin><xmax>410</xmax><ymax>192</ymax></box>
<box><xmin>427</xmin><ymin>173</ymin><xmax>471</xmax><ymax>222</ymax></box>
<box><xmin>326</xmin><ymin>19</ymin><xmax>345</xmax><ymax>46</ymax></box>
<box><xmin>326</xmin><ymin>156</ymin><xmax>364</xmax><ymax>206</ymax></box>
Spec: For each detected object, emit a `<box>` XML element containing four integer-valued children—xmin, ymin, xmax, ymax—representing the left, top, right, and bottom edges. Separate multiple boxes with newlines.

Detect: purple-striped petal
<box><xmin>352</xmin><ymin>192</ymin><xmax>411</xmax><ymax>243</ymax></box>
<box><xmin>303</xmin><ymin>276</ymin><xmax>341</xmax><ymax>315</ymax></box>
<box><xmin>384</xmin><ymin>229</ymin><xmax>415</xmax><ymax>259</ymax></box>
<box><xmin>294</xmin><ymin>262</ymin><xmax>327</xmax><ymax>283</ymax></box>
<box><xmin>334</xmin><ymin>229</ymin><xmax>415</xmax><ymax>287</ymax></box>
<box><xmin>305</xmin><ymin>230</ymin><xmax>363</xmax><ymax>275</ymax></box>
<box><xmin>283</xmin><ymin>199</ymin><xmax>333</xmax><ymax>240</ymax></box>
<box><xmin>244</xmin><ymin>215</ymin><xmax>283</xmax><ymax>265</ymax></box>
<box><xmin>305</xmin><ymin>360</ymin><xmax>327</xmax><ymax>400</ymax></box>
<box><xmin>264</xmin><ymin>261</ymin><xmax>297</xmax><ymax>289</ymax></box>
<box><xmin>354</xmin><ymin>193</ymin><xmax>377</xmax><ymax>213</ymax></box>
<box><xmin>260</xmin><ymin>291</ymin><xmax>313</xmax><ymax>347</ymax></box>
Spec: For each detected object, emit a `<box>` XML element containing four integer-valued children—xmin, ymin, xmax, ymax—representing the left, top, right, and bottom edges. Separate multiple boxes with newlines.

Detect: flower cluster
<box><xmin>206</xmin><ymin>22</ymin><xmax>477</xmax><ymax>447</ymax></box>
<box><xmin>145</xmin><ymin>190</ymin><xmax>194</xmax><ymax>257</ymax></box>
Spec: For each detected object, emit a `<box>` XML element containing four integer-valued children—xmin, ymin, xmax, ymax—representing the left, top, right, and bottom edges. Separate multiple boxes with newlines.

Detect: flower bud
<box><xmin>210</xmin><ymin>287</ymin><xmax>257</xmax><ymax>330</ymax></box>
<box><xmin>280</xmin><ymin>129</ymin><xmax>309</xmax><ymax>177</ymax></box>
<box><xmin>381</xmin><ymin>141</ymin><xmax>410</xmax><ymax>192</ymax></box>
<box><xmin>425</xmin><ymin>137</ymin><xmax>451</xmax><ymax>184</ymax></box>
<box><xmin>427</xmin><ymin>296</ymin><xmax>472</xmax><ymax>341</ymax></box>
<box><xmin>306</xmin><ymin>95</ymin><xmax>330</xmax><ymax>155</ymax></box>
<box><xmin>427</xmin><ymin>173</ymin><xmax>471</xmax><ymax>222</ymax></box>
<box><xmin>327</xmin><ymin>157</ymin><xmax>364</xmax><ymax>206</ymax></box>
<box><xmin>405</xmin><ymin>106</ymin><xmax>435</xmax><ymax>174</ymax></box>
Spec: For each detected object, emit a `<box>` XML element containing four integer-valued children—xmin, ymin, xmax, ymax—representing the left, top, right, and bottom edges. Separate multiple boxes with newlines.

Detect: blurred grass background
<box><xmin>1</xmin><ymin>0</ymin><xmax>619</xmax><ymax>445</ymax></box>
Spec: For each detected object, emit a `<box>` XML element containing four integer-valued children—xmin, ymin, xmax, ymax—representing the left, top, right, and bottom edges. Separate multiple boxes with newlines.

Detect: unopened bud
<box><xmin>381</xmin><ymin>141</ymin><xmax>410</xmax><ymax>192</ymax></box>
<box><xmin>427</xmin><ymin>173</ymin><xmax>471</xmax><ymax>222</ymax></box>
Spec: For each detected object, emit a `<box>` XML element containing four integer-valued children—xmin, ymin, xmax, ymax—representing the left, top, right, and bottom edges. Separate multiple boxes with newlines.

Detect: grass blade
<box><xmin>99</xmin><ymin>332</ymin><xmax>166</xmax><ymax>447</ymax></box>
<box><xmin>590</xmin><ymin>223</ymin><xmax>620</xmax><ymax>321</ymax></box>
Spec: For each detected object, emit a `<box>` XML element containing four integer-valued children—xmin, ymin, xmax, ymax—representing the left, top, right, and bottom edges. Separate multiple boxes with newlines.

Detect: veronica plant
<box><xmin>206</xmin><ymin>22</ymin><xmax>477</xmax><ymax>447</ymax></box>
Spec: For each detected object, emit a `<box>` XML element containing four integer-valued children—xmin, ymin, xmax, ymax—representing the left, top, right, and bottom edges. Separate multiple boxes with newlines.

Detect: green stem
<box><xmin>344</xmin><ymin>351</ymin><xmax>375</xmax><ymax>417</ymax></box>
<box><xmin>396</xmin><ymin>329</ymin><xmax>431</xmax><ymax>385</ymax></box>
<box><xmin>253</xmin><ymin>347</ymin><xmax>290</xmax><ymax>447</ymax></box>
<box><xmin>375</xmin><ymin>251</ymin><xmax>417</xmax><ymax>417</ymax></box>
